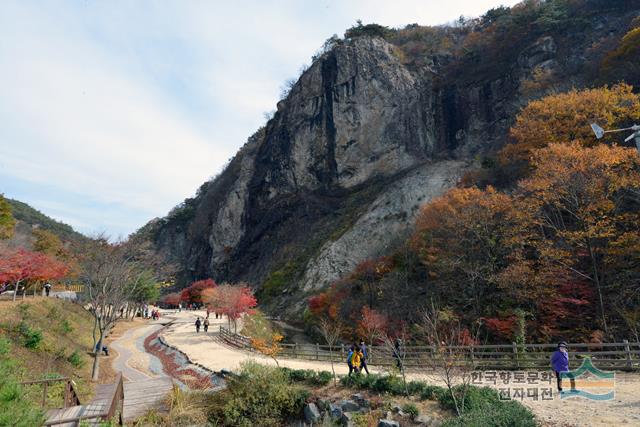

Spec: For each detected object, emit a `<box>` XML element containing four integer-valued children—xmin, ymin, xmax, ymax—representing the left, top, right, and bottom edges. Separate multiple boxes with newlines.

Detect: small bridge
<box><xmin>40</xmin><ymin>374</ymin><xmax>173</xmax><ymax>426</ymax></box>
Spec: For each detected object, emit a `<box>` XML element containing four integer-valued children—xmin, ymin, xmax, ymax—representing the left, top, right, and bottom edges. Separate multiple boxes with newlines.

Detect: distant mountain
<box><xmin>1</xmin><ymin>198</ymin><xmax>86</xmax><ymax>251</ymax></box>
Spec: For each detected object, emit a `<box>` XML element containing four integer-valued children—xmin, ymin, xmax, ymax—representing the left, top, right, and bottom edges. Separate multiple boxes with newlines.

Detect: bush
<box><xmin>0</xmin><ymin>351</ymin><xmax>45</xmax><ymax>426</ymax></box>
<box><xmin>438</xmin><ymin>385</ymin><xmax>536</xmax><ymax>427</ymax></box>
<box><xmin>315</xmin><ymin>371</ymin><xmax>333</xmax><ymax>386</ymax></box>
<box><xmin>18</xmin><ymin>322</ymin><xmax>43</xmax><ymax>349</ymax></box>
<box><xmin>211</xmin><ymin>362</ymin><xmax>309</xmax><ymax>427</ymax></box>
<box><xmin>67</xmin><ymin>350</ymin><xmax>85</xmax><ymax>368</ymax></box>
<box><xmin>420</xmin><ymin>385</ymin><xmax>446</xmax><ymax>401</ymax></box>
<box><xmin>59</xmin><ymin>319</ymin><xmax>73</xmax><ymax>334</ymax></box>
<box><xmin>406</xmin><ymin>380</ymin><xmax>426</xmax><ymax>395</ymax></box>
<box><xmin>441</xmin><ymin>399</ymin><xmax>536</xmax><ymax>427</ymax></box>
<box><xmin>401</xmin><ymin>403</ymin><xmax>419</xmax><ymax>418</ymax></box>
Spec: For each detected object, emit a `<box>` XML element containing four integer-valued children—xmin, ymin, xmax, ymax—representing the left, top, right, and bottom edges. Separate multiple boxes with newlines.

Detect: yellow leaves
<box><xmin>499</xmin><ymin>84</ymin><xmax>640</xmax><ymax>170</ymax></box>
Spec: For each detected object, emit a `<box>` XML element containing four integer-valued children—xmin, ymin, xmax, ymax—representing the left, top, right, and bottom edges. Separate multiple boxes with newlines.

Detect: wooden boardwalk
<box><xmin>45</xmin><ymin>377</ymin><xmax>173</xmax><ymax>425</ymax></box>
<box><xmin>123</xmin><ymin>377</ymin><xmax>173</xmax><ymax>421</ymax></box>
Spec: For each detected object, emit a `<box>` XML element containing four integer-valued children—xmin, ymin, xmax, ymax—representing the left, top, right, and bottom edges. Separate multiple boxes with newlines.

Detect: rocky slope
<box><xmin>143</xmin><ymin>1</ymin><xmax>639</xmax><ymax>316</ymax></box>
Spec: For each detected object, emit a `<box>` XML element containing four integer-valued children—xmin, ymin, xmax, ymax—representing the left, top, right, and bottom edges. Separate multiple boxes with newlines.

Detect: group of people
<box><xmin>346</xmin><ymin>340</ymin><xmax>370</xmax><ymax>376</ymax></box>
<box><xmin>194</xmin><ymin>316</ymin><xmax>210</xmax><ymax>333</ymax></box>
<box><xmin>143</xmin><ymin>305</ymin><xmax>161</xmax><ymax>320</ymax></box>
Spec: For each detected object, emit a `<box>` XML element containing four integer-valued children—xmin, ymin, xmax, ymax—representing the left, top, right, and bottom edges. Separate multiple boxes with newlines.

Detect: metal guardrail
<box><xmin>219</xmin><ymin>327</ymin><xmax>640</xmax><ymax>371</ymax></box>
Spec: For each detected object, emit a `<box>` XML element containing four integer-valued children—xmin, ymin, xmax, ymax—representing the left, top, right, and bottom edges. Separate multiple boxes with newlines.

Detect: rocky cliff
<box><xmin>143</xmin><ymin>1</ymin><xmax>639</xmax><ymax>316</ymax></box>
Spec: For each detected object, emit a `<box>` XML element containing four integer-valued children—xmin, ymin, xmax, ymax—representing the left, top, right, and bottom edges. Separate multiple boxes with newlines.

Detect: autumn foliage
<box><xmin>0</xmin><ymin>249</ymin><xmax>69</xmax><ymax>295</ymax></box>
<box><xmin>307</xmin><ymin>84</ymin><xmax>640</xmax><ymax>343</ymax></box>
<box><xmin>202</xmin><ymin>284</ymin><xmax>257</xmax><ymax>330</ymax></box>
<box><xmin>180</xmin><ymin>278</ymin><xmax>217</xmax><ymax>305</ymax></box>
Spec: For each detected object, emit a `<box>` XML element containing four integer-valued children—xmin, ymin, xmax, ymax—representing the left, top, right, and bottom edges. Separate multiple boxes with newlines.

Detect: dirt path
<box><xmin>108</xmin><ymin>319</ymin><xmax>167</xmax><ymax>381</ymax></box>
<box><xmin>161</xmin><ymin>310</ymin><xmax>640</xmax><ymax>426</ymax></box>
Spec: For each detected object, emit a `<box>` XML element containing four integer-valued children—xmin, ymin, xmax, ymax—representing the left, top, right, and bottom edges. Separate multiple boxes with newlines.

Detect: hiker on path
<box><xmin>394</xmin><ymin>339</ymin><xmax>404</xmax><ymax>372</ymax></box>
<box><xmin>359</xmin><ymin>340</ymin><xmax>370</xmax><ymax>375</ymax></box>
<box><xmin>204</xmin><ymin>318</ymin><xmax>210</xmax><ymax>332</ymax></box>
<box><xmin>195</xmin><ymin>317</ymin><xmax>202</xmax><ymax>333</ymax></box>
<box><xmin>551</xmin><ymin>341</ymin><xmax>575</xmax><ymax>393</ymax></box>
<box><xmin>351</xmin><ymin>345</ymin><xmax>363</xmax><ymax>374</ymax></box>
<box><xmin>44</xmin><ymin>282</ymin><xmax>51</xmax><ymax>297</ymax></box>
<box><xmin>347</xmin><ymin>345</ymin><xmax>356</xmax><ymax>376</ymax></box>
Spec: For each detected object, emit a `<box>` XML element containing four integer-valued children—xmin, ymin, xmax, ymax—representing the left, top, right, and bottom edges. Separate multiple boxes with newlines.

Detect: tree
<box><xmin>162</xmin><ymin>292</ymin><xmax>182</xmax><ymax>307</ymax></box>
<box><xmin>32</xmin><ymin>228</ymin><xmax>65</xmax><ymax>257</ymax></box>
<box><xmin>126</xmin><ymin>271</ymin><xmax>160</xmax><ymax>319</ymax></box>
<box><xmin>357</xmin><ymin>306</ymin><xmax>387</xmax><ymax>350</ymax></box>
<box><xmin>203</xmin><ymin>284</ymin><xmax>257</xmax><ymax>332</ymax></box>
<box><xmin>77</xmin><ymin>237</ymin><xmax>151</xmax><ymax>380</ymax></box>
<box><xmin>0</xmin><ymin>195</ymin><xmax>16</xmax><ymax>240</ymax></box>
<box><xmin>180</xmin><ymin>278</ymin><xmax>217</xmax><ymax>306</ymax></box>
<box><xmin>499</xmin><ymin>84</ymin><xmax>640</xmax><ymax>172</ymax></box>
<box><xmin>413</xmin><ymin>187</ymin><xmax>519</xmax><ymax>320</ymax></box>
<box><xmin>420</xmin><ymin>303</ymin><xmax>480</xmax><ymax>417</ymax></box>
<box><xmin>318</xmin><ymin>317</ymin><xmax>343</xmax><ymax>386</ymax></box>
<box><xmin>0</xmin><ymin>249</ymin><xmax>68</xmax><ymax>301</ymax></box>
<box><xmin>244</xmin><ymin>311</ymin><xmax>284</xmax><ymax>367</ymax></box>
<box><xmin>514</xmin><ymin>142</ymin><xmax>640</xmax><ymax>338</ymax></box>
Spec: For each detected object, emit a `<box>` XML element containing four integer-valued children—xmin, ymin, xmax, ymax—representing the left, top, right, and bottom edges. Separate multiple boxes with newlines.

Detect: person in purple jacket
<box><xmin>551</xmin><ymin>341</ymin><xmax>575</xmax><ymax>393</ymax></box>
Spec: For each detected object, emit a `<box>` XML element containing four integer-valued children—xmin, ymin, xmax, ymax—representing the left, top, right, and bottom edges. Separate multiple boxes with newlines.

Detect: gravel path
<box><xmin>161</xmin><ymin>310</ymin><xmax>640</xmax><ymax>426</ymax></box>
<box><xmin>110</xmin><ymin>322</ymin><xmax>167</xmax><ymax>381</ymax></box>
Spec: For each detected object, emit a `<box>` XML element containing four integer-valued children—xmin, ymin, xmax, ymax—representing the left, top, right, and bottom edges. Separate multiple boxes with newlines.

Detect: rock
<box><xmin>378</xmin><ymin>420</ymin><xmax>400</xmax><ymax>427</ymax></box>
<box><xmin>415</xmin><ymin>414</ymin><xmax>433</xmax><ymax>425</ymax></box>
<box><xmin>329</xmin><ymin>403</ymin><xmax>343</xmax><ymax>419</ymax></box>
<box><xmin>351</xmin><ymin>393</ymin><xmax>370</xmax><ymax>408</ymax></box>
<box><xmin>304</xmin><ymin>403</ymin><xmax>321</xmax><ymax>424</ymax></box>
<box><xmin>340</xmin><ymin>400</ymin><xmax>360</xmax><ymax>412</ymax></box>
<box><xmin>342</xmin><ymin>412</ymin><xmax>355</xmax><ymax>427</ymax></box>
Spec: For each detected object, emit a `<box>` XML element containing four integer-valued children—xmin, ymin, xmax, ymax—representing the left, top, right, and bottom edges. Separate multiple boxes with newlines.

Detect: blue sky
<box><xmin>0</xmin><ymin>0</ymin><xmax>520</xmax><ymax>238</ymax></box>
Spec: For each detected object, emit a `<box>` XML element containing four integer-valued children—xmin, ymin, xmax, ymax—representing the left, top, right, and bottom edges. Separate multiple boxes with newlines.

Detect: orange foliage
<box><xmin>499</xmin><ymin>84</ymin><xmax>640</xmax><ymax>168</ymax></box>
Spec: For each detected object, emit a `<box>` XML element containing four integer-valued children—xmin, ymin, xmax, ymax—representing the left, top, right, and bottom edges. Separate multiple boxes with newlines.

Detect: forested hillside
<box><xmin>142</xmin><ymin>0</ymin><xmax>640</xmax><ymax>342</ymax></box>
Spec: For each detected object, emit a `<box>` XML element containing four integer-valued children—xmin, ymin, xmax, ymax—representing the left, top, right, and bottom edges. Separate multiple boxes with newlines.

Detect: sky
<box><xmin>0</xmin><ymin>0</ymin><xmax>521</xmax><ymax>238</ymax></box>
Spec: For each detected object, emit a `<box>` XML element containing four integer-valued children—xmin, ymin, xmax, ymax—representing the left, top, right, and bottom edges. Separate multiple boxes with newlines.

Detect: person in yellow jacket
<box><xmin>350</xmin><ymin>344</ymin><xmax>363</xmax><ymax>373</ymax></box>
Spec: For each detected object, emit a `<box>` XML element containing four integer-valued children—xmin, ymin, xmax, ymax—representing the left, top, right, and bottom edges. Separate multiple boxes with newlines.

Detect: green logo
<box><xmin>560</xmin><ymin>358</ymin><xmax>615</xmax><ymax>400</ymax></box>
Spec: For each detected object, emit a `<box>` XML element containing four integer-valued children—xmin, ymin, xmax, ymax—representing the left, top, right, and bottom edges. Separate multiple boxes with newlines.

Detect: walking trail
<box><xmin>110</xmin><ymin>320</ymin><xmax>167</xmax><ymax>381</ymax></box>
<box><xmin>160</xmin><ymin>310</ymin><xmax>640</xmax><ymax>427</ymax></box>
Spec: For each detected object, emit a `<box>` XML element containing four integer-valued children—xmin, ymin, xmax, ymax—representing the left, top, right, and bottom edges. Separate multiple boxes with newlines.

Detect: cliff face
<box><xmin>146</xmin><ymin>4</ymin><xmax>639</xmax><ymax>315</ymax></box>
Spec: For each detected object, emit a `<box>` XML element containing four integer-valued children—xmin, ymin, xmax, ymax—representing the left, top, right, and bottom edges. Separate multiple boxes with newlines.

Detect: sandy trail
<box><xmin>110</xmin><ymin>320</ymin><xmax>166</xmax><ymax>381</ymax></box>
<box><xmin>161</xmin><ymin>310</ymin><xmax>640</xmax><ymax>426</ymax></box>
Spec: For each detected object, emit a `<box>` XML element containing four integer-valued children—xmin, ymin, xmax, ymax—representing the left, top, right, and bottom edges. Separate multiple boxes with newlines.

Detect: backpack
<box><xmin>347</xmin><ymin>350</ymin><xmax>354</xmax><ymax>364</ymax></box>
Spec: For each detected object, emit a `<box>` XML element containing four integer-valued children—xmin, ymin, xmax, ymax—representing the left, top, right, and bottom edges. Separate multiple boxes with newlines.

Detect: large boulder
<box><xmin>304</xmin><ymin>403</ymin><xmax>321</xmax><ymax>424</ymax></box>
<box><xmin>378</xmin><ymin>420</ymin><xmax>400</xmax><ymax>427</ymax></box>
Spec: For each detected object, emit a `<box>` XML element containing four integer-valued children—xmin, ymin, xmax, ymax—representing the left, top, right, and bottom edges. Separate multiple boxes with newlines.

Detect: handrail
<box><xmin>219</xmin><ymin>326</ymin><xmax>640</xmax><ymax>370</ymax></box>
<box><xmin>43</xmin><ymin>373</ymin><xmax>124</xmax><ymax>426</ymax></box>
<box><xmin>21</xmin><ymin>377</ymin><xmax>81</xmax><ymax>409</ymax></box>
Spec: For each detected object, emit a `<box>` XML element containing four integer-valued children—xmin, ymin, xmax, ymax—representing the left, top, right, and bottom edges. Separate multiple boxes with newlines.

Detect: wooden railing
<box><xmin>219</xmin><ymin>327</ymin><xmax>640</xmax><ymax>371</ymax></box>
<box><xmin>20</xmin><ymin>377</ymin><xmax>81</xmax><ymax>409</ymax></box>
<box><xmin>43</xmin><ymin>373</ymin><xmax>124</xmax><ymax>426</ymax></box>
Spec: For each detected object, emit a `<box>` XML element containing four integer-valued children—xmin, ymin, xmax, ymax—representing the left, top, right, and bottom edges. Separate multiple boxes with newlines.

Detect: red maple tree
<box><xmin>180</xmin><ymin>278</ymin><xmax>217</xmax><ymax>305</ymax></box>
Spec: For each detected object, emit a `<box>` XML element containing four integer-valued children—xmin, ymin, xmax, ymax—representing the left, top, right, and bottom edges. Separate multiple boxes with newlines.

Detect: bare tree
<box><xmin>78</xmin><ymin>236</ymin><xmax>151</xmax><ymax>381</ymax></box>
<box><xmin>420</xmin><ymin>301</ymin><xmax>480</xmax><ymax>417</ymax></box>
<box><xmin>318</xmin><ymin>317</ymin><xmax>343</xmax><ymax>386</ymax></box>
<box><xmin>381</xmin><ymin>327</ymin><xmax>410</xmax><ymax>396</ymax></box>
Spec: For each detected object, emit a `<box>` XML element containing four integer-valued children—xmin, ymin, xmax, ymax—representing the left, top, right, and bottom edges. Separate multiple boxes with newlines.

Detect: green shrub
<box><xmin>407</xmin><ymin>380</ymin><xmax>426</xmax><ymax>396</ymax></box>
<box><xmin>60</xmin><ymin>319</ymin><xmax>73</xmax><ymax>334</ymax></box>
<box><xmin>371</xmin><ymin>375</ymin><xmax>405</xmax><ymax>395</ymax></box>
<box><xmin>18</xmin><ymin>322</ymin><xmax>43</xmax><ymax>349</ymax></box>
<box><xmin>420</xmin><ymin>385</ymin><xmax>446</xmax><ymax>401</ymax></box>
<box><xmin>288</xmin><ymin>369</ymin><xmax>316</xmax><ymax>383</ymax></box>
<box><xmin>437</xmin><ymin>385</ymin><xmax>500</xmax><ymax>413</ymax></box>
<box><xmin>68</xmin><ymin>350</ymin><xmax>85</xmax><ymax>368</ymax></box>
<box><xmin>402</xmin><ymin>403</ymin><xmax>419</xmax><ymax>418</ymax></box>
<box><xmin>441</xmin><ymin>399</ymin><xmax>536</xmax><ymax>427</ymax></box>
<box><xmin>0</xmin><ymin>337</ymin><xmax>11</xmax><ymax>356</ymax></box>
<box><xmin>315</xmin><ymin>371</ymin><xmax>333</xmax><ymax>386</ymax></box>
<box><xmin>211</xmin><ymin>362</ymin><xmax>309</xmax><ymax>427</ymax></box>
<box><xmin>0</xmin><ymin>356</ymin><xmax>44</xmax><ymax>426</ymax></box>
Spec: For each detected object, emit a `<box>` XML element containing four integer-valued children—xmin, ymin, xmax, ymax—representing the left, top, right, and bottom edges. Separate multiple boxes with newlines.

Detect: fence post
<box><xmin>42</xmin><ymin>381</ymin><xmax>48</xmax><ymax>408</ymax></box>
<box><xmin>316</xmin><ymin>343</ymin><xmax>320</xmax><ymax>361</ymax></box>
<box><xmin>512</xmin><ymin>342</ymin><xmax>519</xmax><ymax>369</ymax></box>
<box><xmin>294</xmin><ymin>343</ymin><xmax>298</xmax><ymax>359</ymax></box>
<box><xmin>623</xmin><ymin>339</ymin><xmax>632</xmax><ymax>370</ymax></box>
<box><xmin>341</xmin><ymin>343</ymin><xmax>344</xmax><ymax>361</ymax></box>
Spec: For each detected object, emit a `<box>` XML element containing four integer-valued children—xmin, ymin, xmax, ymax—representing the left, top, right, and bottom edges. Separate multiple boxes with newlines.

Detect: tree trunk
<box><xmin>92</xmin><ymin>328</ymin><xmax>105</xmax><ymax>381</ymax></box>
<box><xmin>12</xmin><ymin>281</ymin><xmax>19</xmax><ymax>302</ymax></box>
<box><xmin>586</xmin><ymin>239</ymin><xmax>609</xmax><ymax>337</ymax></box>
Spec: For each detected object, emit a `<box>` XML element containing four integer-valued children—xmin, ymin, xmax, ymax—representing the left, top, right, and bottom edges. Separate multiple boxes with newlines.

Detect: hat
<box><xmin>558</xmin><ymin>341</ymin><xmax>568</xmax><ymax>348</ymax></box>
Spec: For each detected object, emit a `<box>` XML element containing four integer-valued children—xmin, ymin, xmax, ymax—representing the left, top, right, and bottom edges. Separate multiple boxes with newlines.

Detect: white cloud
<box><xmin>0</xmin><ymin>0</ymin><xmax>521</xmax><ymax>235</ymax></box>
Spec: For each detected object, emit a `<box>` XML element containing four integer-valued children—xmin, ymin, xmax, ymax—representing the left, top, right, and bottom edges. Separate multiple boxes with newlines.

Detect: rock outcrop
<box><xmin>143</xmin><ymin>4</ymin><xmax>639</xmax><ymax>316</ymax></box>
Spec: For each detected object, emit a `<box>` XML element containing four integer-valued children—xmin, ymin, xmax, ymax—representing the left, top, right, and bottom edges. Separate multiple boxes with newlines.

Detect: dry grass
<box><xmin>132</xmin><ymin>385</ymin><xmax>211</xmax><ymax>426</ymax></box>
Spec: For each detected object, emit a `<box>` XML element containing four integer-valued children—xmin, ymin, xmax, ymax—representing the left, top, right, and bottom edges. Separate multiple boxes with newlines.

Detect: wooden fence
<box><xmin>219</xmin><ymin>327</ymin><xmax>640</xmax><ymax>371</ymax></box>
<box><xmin>20</xmin><ymin>377</ymin><xmax>81</xmax><ymax>409</ymax></box>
